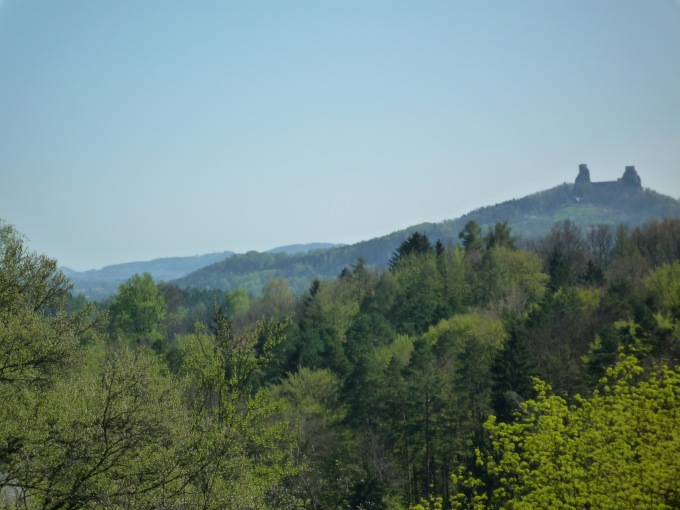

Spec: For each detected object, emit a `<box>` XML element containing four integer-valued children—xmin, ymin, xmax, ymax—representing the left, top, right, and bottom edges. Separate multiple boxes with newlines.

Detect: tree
<box><xmin>490</xmin><ymin>315</ymin><xmax>533</xmax><ymax>422</ymax></box>
<box><xmin>525</xmin><ymin>286</ymin><xmax>600</xmax><ymax>395</ymax></box>
<box><xmin>108</xmin><ymin>272</ymin><xmax>167</xmax><ymax>351</ymax></box>
<box><xmin>644</xmin><ymin>260</ymin><xmax>680</xmax><ymax>360</ymax></box>
<box><xmin>538</xmin><ymin>220</ymin><xmax>587</xmax><ymax>291</ymax></box>
<box><xmin>179</xmin><ymin>308</ymin><xmax>300</xmax><ymax>509</ymax></box>
<box><xmin>2</xmin><ymin>344</ymin><xmax>193</xmax><ymax>509</ymax></box>
<box><xmin>226</xmin><ymin>286</ymin><xmax>250</xmax><ymax>317</ymax></box>
<box><xmin>452</xmin><ymin>355</ymin><xmax>680</xmax><ymax>509</ymax></box>
<box><xmin>458</xmin><ymin>221</ymin><xmax>483</xmax><ymax>254</ymax></box>
<box><xmin>484</xmin><ymin>221</ymin><xmax>516</xmax><ymax>250</ymax></box>
<box><xmin>390</xmin><ymin>232</ymin><xmax>434</xmax><ymax>270</ymax></box>
<box><xmin>586</xmin><ymin>223</ymin><xmax>614</xmax><ymax>273</ymax></box>
<box><xmin>0</xmin><ymin>222</ymin><xmax>92</xmax><ymax>442</ymax></box>
<box><xmin>0</xmin><ymin>221</ymin><xmax>72</xmax><ymax>314</ymax></box>
<box><xmin>632</xmin><ymin>217</ymin><xmax>680</xmax><ymax>268</ymax></box>
<box><xmin>274</xmin><ymin>368</ymin><xmax>354</xmax><ymax>509</ymax></box>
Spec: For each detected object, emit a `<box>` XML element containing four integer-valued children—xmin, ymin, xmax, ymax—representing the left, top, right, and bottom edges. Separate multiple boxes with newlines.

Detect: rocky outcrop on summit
<box><xmin>574</xmin><ymin>164</ymin><xmax>642</xmax><ymax>190</ymax></box>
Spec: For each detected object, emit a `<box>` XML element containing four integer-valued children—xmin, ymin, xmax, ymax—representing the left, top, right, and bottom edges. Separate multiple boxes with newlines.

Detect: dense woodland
<box><xmin>2</xmin><ymin>216</ymin><xmax>680</xmax><ymax>509</ymax></box>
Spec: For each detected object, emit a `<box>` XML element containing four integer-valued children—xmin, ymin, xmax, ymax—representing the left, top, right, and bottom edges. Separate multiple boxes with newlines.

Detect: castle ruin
<box><xmin>574</xmin><ymin>164</ymin><xmax>642</xmax><ymax>190</ymax></box>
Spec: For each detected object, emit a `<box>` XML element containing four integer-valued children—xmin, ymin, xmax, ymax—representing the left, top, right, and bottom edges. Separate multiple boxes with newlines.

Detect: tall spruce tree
<box><xmin>389</xmin><ymin>232</ymin><xmax>433</xmax><ymax>270</ymax></box>
<box><xmin>490</xmin><ymin>315</ymin><xmax>533</xmax><ymax>422</ymax></box>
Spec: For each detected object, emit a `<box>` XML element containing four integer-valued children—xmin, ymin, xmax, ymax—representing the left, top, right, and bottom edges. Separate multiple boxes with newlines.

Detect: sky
<box><xmin>1</xmin><ymin>1</ymin><xmax>679</xmax><ymax>271</ymax></box>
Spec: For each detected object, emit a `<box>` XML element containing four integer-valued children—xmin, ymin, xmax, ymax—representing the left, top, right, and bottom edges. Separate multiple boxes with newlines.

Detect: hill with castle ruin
<box><xmin>574</xmin><ymin>164</ymin><xmax>642</xmax><ymax>190</ymax></box>
<box><xmin>171</xmin><ymin>164</ymin><xmax>680</xmax><ymax>295</ymax></box>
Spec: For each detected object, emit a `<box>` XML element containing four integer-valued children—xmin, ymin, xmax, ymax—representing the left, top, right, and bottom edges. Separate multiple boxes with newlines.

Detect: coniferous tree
<box><xmin>458</xmin><ymin>221</ymin><xmax>484</xmax><ymax>254</ymax></box>
<box><xmin>484</xmin><ymin>220</ymin><xmax>516</xmax><ymax>250</ymax></box>
<box><xmin>490</xmin><ymin>315</ymin><xmax>533</xmax><ymax>422</ymax></box>
<box><xmin>389</xmin><ymin>232</ymin><xmax>433</xmax><ymax>270</ymax></box>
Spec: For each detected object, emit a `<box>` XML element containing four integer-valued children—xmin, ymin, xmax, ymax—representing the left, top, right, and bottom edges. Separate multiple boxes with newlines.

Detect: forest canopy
<box><xmin>1</xmin><ymin>217</ymin><xmax>679</xmax><ymax>509</ymax></box>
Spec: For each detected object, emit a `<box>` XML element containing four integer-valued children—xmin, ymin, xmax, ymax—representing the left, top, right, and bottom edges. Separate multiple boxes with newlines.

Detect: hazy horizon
<box><xmin>2</xmin><ymin>1</ymin><xmax>679</xmax><ymax>271</ymax></box>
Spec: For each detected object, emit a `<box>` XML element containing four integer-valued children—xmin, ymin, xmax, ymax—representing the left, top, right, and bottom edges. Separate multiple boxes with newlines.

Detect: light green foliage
<box><xmin>645</xmin><ymin>261</ymin><xmax>680</xmax><ymax>340</ymax></box>
<box><xmin>1</xmin><ymin>222</ymin><xmax>300</xmax><ymax>509</ymax></box>
<box><xmin>472</xmin><ymin>247</ymin><xmax>548</xmax><ymax>311</ymax></box>
<box><xmin>0</xmin><ymin>223</ymin><xmax>86</xmax><ymax>388</ymax></box>
<box><xmin>0</xmin><ymin>307</ymin><xmax>80</xmax><ymax>388</ymax></box>
<box><xmin>410</xmin><ymin>494</ymin><xmax>444</xmax><ymax>510</ymax></box>
<box><xmin>180</xmin><ymin>309</ymin><xmax>299</xmax><ymax>509</ymax></box>
<box><xmin>274</xmin><ymin>368</ymin><xmax>353</xmax><ymax>508</ymax></box>
<box><xmin>645</xmin><ymin>261</ymin><xmax>680</xmax><ymax>310</ymax></box>
<box><xmin>452</xmin><ymin>355</ymin><xmax>680</xmax><ymax>509</ymax></box>
<box><xmin>424</xmin><ymin>312</ymin><xmax>507</xmax><ymax>352</ymax></box>
<box><xmin>438</xmin><ymin>244</ymin><xmax>470</xmax><ymax>312</ymax></box>
<box><xmin>374</xmin><ymin>334</ymin><xmax>414</xmax><ymax>368</ymax></box>
<box><xmin>277</xmin><ymin>367</ymin><xmax>346</xmax><ymax>426</ymax></box>
<box><xmin>312</xmin><ymin>261</ymin><xmax>377</xmax><ymax>343</ymax></box>
<box><xmin>4</xmin><ymin>345</ymin><xmax>192</xmax><ymax>509</ymax></box>
<box><xmin>316</xmin><ymin>279</ymin><xmax>361</xmax><ymax>339</ymax></box>
<box><xmin>226</xmin><ymin>286</ymin><xmax>250</xmax><ymax>316</ymax></box>
<box><xmin>0</xmin><ymin>221</ymin><xmax>72</xmax><ymax>313</ymax></box>
<box><xmin>0</xmin><ymin>222</ymin><xmax>89</xmax><ymax>430</ymax></box>
<box><xmin>108</xmin><ymin>272</ymin><xmax>167</xmax><ymax>349</ymax></box>
<box><xmin>496</xmin><ymin>248</ymin><xmax>548</xmax><ymax>307</ymax></box>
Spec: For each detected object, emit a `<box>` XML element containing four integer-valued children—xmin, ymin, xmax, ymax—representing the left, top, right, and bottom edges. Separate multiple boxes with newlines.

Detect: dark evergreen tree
<box><xmin>547</xmin><ymin>245</ymin><xmax>570</xmax><ymax>292</ymax></box>
<box><xmin>454</xmin><ymin>336</ymin><xmax>492</xmax><ymax>452</ymax></box>
<box><xmin>458</xmin><ymin>220</ymin><xmax>484</xmax><ymax>253</ymax></box>
<box><xmin>491</xmin><ymin>315</ymin><xmax>533</xmax><ymax>422</ymax></box>
<box><xmin>580</xmin><ymin>259</ymin><xmax>606</xmax><ymax>287</ymax></box>
<box><xmin>344</xmin><ymin>312</ymin><xmax>396</xmax><ymax>364</ymax></box>
<box><xmin>485</xmin><ymin>220</ymin><xmax>516</xmax><ymax>250</ymax></box>
<box><xmin>389</xmin><ymin>232</ymin><xmax>433</xmax><ymax>270</ymax></box>
<box><xmin>303</xmin><ymin>277</ymin><xmax>321</xmax><ymax>309</ymax></box>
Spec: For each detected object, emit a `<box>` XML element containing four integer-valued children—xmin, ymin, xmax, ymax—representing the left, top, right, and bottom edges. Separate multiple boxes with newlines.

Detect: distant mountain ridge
<box><xmin>172</xmin><ymin>165</ymin><xmax>680</xmax><ymax>296</ymax></box>
<box><xmin>62</xmin><ymin>251</ymin><xmax>236</xmax><ymax>300</ymax></box>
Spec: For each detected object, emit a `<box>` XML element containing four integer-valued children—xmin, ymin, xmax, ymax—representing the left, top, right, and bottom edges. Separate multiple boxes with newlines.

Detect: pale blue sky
<box><xmin>1</xmin><ymin>1</ymin><xmax>679</xmax><ymax>270</ymax></box>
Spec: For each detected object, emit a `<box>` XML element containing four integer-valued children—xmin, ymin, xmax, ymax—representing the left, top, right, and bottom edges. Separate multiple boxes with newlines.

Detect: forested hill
<box><xmin>173</xmin><ymin>181</ymin><xmax>680</xmax><ymax>295</ymax></box>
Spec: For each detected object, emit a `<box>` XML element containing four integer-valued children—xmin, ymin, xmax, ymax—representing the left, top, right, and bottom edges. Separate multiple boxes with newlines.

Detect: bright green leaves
<box><xmin>453</xmin><ymin>355</ymin><xmax>680</xmax><ymax>509</ymax></box>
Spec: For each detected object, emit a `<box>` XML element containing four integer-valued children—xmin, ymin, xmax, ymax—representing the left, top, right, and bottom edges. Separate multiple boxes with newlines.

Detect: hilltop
<box><xmin>172</xmin><ymin>165</ymin><xmax>680</xmax><ymax>295</ymax></box>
